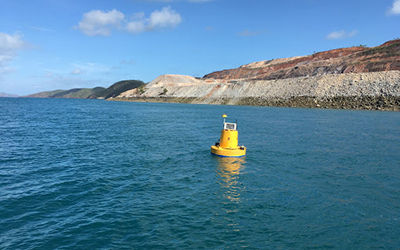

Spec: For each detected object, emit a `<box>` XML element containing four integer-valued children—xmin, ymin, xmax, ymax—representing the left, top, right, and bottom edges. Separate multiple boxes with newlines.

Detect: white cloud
<box><xmin>388</xmin><ymin>0</ymin><xmax>400</xmax><ymax>15</ymax></box>
<box><xmin>148</xmin><ymin>7</ymin><xmax>182</xmax><ymax>29</ymax></box>
<box><xmin>126</xmin><ymin>7</ymin><xmax>182</xmax><ymax>33</ymax></box>
<box><xmin>326</xmin><ymin>30</ymin><xmax>358</xmax><ymax>40</ymax></box>
<box><xmin>0</xmin><ymin>33</ymin><xmax>25</xmax><ymax>51</ymax></box>
<box><xmin>0</xmin><ymin>32</ymin><xmax>26</xmax><ymax>73</ymax></box>
<box><xmin>126</xmin><ymin>21</ymin><xmax>147</xmax><ymax>33</ymax></box>
<box><xmin>77</xmin><ymin>7</ymin><xmax>182</xmax><ymax>36</ymax></box>
<box><xmin>76</xmin><ymin>9</ymin><xmax>125</xmax><ymax>36</ymax></box>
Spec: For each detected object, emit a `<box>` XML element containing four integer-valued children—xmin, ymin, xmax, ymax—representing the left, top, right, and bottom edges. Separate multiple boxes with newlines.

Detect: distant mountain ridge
<box><xmin>27</xmin><ymin>88</ymin><xmax>105</xmax><ymax>99</ymax></box>
<box><xmin>27</xmin><ymin>80</ymin><xmax>144</xmax><ymax>99</ymax></box>
<box><xmin>0</xmin><ymin>92</ymin><xmax>19</xmax><ymax>97</ymax></box>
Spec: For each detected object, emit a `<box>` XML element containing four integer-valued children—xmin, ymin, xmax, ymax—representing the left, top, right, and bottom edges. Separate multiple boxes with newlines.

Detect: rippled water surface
<box><xmin>1</xmin><ymin>98</ymin><xmax>400</xmax><ymax>249</ymax></box>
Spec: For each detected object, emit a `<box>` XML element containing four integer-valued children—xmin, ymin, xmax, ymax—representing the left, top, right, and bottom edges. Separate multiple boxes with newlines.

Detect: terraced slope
<box><xmin>203</xmin><ymin>40</ymin><xmax>400</xmax><ymax>81</ymax></box>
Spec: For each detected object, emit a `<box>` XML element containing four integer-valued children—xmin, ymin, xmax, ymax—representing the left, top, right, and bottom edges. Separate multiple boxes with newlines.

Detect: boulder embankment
<box><xmin>113</xmin><ymin>71</ymin><xmax>400</xmax><ymax>111</ymax></box>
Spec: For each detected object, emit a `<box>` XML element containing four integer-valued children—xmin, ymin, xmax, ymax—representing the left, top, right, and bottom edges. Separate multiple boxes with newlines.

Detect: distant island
<box><xmin>0</xmin><ymin>92</ymin><xmax>19</xmax><ymax>97</ymax></box>
<box><xmin>27</xmin><ymin>39</ymin><xmax>400</xmax><ymax>111</ymax></box>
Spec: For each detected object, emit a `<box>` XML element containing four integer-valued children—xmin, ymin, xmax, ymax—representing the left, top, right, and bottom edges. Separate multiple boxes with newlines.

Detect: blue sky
<box><xmin>0</xmin><ymin>0</ymin><xmax>399</xmax><ymax>95</ymax></box>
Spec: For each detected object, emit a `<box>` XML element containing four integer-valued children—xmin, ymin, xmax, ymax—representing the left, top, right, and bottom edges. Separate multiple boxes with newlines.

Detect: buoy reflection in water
<box><xmin>216</xmin><ymin>157</ymin><xmax>246</xmax><ymax>202</ymax></box>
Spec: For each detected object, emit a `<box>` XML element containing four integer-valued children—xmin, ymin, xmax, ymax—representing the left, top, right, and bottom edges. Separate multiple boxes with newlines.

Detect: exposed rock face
<box><xmin>203</xmin><ymin>40</ymin><xmax>400</xmax><ymax>81</ymax></box>
<box><xmin>147</xmin><ymin>74</ymin><xmax>208</xmax><ymax>87</ymax></box>
<box><xmin>115</xmin><ymin>71</ymin><xmax>400</xmax><ymax>111</ymax></box>
<box><xmin>118</xmin><ymin>74</ymin><xmax>219</xmax><ymax>98</ymax></box>
<box><xmin>115</xmin><ymin>40</ymin><xmax>400</xmax><ymax>111</ymax></box>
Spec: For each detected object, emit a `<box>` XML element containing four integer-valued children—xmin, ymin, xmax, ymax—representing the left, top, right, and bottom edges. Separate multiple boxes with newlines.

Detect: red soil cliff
<box><xmin>203</xmin><ymin>39</ymin><xmax>400</xmax><ymax>81</ymax></box>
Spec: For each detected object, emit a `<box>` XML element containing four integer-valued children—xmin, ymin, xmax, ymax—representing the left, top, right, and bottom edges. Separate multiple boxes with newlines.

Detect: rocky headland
<box><xmin>113</xmin><ymin>39</ymin><xmax>400</xmax><ymax>111</ymax></box>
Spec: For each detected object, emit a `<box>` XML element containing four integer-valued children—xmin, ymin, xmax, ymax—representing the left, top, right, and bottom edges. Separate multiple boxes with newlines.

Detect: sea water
<box><xmin>1</xmin><ymin>98</ymin><xmax>399</xmax><ymax>249</ymax></box>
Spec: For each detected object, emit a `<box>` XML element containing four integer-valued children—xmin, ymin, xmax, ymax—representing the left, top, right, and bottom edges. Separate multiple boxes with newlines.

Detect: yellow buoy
<box><xmin>211</xmin><ymin>114</ymin><xmax>246</xmax><ymax>158</ymax></box>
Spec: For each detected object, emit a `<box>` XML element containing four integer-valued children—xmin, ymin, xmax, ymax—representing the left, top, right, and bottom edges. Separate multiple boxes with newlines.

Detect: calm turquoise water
<box><xmin>1</xmin><ymin>98</ymin><xmax>400</xmax><ymax>249</ymax></box>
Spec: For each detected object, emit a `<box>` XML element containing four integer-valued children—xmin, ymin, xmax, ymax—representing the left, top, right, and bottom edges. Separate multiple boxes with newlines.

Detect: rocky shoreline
<box><xmin>114</xmin><ymin>71</ymin><xmax>400</xmax><ymax>111</ymax></box>
<box><xmin>110</xmin><ymin>95</ymin><xmax>400</xmax><ymax>111</ymax></box>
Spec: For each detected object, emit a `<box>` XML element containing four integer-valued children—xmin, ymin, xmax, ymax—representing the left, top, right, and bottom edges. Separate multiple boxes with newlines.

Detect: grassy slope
<box><xmin>26</xmin><ymin>80</ymin><xmax>145</xmax><ymax>99</ymax></box>
<box><xmin>27</xmin><ymin>90</ymin><xmax>66</xmax><ymax>98</ymax></box>
<box><xmin>97</xmin><ymin>80</ymin><xmax>145</xmax><ymax>99</ymax></box>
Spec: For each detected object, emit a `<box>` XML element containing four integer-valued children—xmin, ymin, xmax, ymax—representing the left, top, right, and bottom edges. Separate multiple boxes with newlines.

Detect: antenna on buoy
<box><xmin>222</xmin><ymin>114</ymin><xmax>227</xmax><ymax>127</ymax></box>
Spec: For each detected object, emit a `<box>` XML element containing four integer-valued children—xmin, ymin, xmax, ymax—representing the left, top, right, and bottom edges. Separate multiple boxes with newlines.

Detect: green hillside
<box><xmin>26</xmin><ymin>80</ymin><xmax>145</xmax><ymax>99</ymax></box>
<box><xmin>27</xmin><ymin>88</ymin><xmax>105</xmax><ymax>99</ymax></box>
<box><xmin>27</xmin><ymin>89</ymin><xmax>66</xmax><ymax>98</ymax></box>
<box><xmin>52</xmin><ymin>88</ymin><xmax>105</xmax><ymax>98</ymax></box>
<box><xmin>94</xmin><ymin>80</ymin><xmax>144</xmax><ymax>99</ymax></box>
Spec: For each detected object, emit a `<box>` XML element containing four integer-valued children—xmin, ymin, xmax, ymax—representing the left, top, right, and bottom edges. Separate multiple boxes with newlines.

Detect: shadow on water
<box><xmin>214</xmin><ymin>157</ymin><xmax>246</xmax><ymax>203</ymax></box>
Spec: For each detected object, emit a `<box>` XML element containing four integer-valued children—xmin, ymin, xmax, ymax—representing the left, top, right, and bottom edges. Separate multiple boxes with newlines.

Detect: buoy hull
<box><xmin>211</xmin><ymin>145</ymin><xmax>246</xmax><ymax>158</ymax></box>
